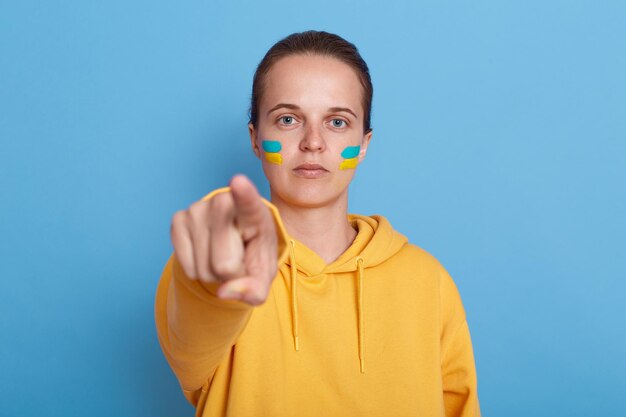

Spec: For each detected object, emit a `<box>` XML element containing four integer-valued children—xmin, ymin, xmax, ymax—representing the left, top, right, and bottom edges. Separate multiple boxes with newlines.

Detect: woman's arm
<box><xmin>154</xmin><ymin>179</ymin><xmax>290</xmax><ymax>405</ymax></box>
<box><xmin>439</xmin><ymin>266</ymin><xmax>481</xmax><ymax>416</ymax></box>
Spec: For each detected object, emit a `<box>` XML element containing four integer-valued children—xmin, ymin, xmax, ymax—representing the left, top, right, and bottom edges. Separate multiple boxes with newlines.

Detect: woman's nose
<box><xmin>300</xmin><ymin>123</ymin><xmax>325</xmax><ymax>152</ymax></box>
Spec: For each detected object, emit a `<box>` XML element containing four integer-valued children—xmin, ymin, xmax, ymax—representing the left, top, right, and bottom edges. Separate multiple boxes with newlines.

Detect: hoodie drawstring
<box><xmin>289</xmin><ymin>239</ymin><xmax>300</xmax><ymax>351</ymax></box>
<box><xmin>287</xmin><ymin>240</ymin><xmax>365</xmax><ymax>373</ymax></box>
<box><xmin>356</xmin><ymin>256</ymin><xmax>365</xmax><ymax>374</ymax></box>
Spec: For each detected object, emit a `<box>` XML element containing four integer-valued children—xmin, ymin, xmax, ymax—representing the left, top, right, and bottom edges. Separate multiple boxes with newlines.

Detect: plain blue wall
<box><xmin>2</xmin><ymin>1</ymin><xmax>625</xmax><ymax>416</ymax></box>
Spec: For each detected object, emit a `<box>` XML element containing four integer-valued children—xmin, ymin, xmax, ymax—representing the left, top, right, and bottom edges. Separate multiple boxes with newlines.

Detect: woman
<box><xmin>155</xmin><ymin>30</ymin><xmax>481</xmax><ymax>416</ymax></box>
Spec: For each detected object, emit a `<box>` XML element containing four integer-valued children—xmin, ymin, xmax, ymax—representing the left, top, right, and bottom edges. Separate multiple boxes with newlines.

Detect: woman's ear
<box><xmin>248</xmin><ymin>123</ymin><xmax>261</xmax><ymax>159</ymax></box>
<box><xmin>359</xmin><ymin>130</ymin><xmax>373</xmax><ymax>162</ymax></box>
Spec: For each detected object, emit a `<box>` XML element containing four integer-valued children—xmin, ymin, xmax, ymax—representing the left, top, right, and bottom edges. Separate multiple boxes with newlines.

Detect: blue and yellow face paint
<box><xmin>262</xmin><ymin>140</ymin><xmax>282</xmax><ymax>165</ymax></box>
<box><xmin>339</xmin><ymin>145</ymin><xmax>360</xmax><ymax>170</ymax></box>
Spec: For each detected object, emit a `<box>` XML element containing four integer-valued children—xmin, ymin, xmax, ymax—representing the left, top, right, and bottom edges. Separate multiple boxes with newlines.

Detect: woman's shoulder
<box><xmin>397</xmin><ymin>242</ymin><xmax>446</xmax><ymax>269</ymax></box>
<box><xmin>352</xmin><ymin>213</ymin><xmax>453</xmax><ymax>277</ymax></box>
<box><xmin>395</xmin><ymin>243</ymin><xmax>466</xmax><ymax>310</ymax></box>
<box><xmin>386</xmin><ymin>242</ymin><xmax>454</xmax><ymax>285</ymax></box>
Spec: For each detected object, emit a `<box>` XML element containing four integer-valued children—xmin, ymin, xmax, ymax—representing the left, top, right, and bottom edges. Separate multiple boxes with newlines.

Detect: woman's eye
<box><xmin>279</xmin><ymin>116</ymin><xmax>295</xmax><ymax>125</ymax></box>
<box><xmin>331</xmin><ymin>119</ymin><xmax>347</xmax><ymax>128</ymax></box>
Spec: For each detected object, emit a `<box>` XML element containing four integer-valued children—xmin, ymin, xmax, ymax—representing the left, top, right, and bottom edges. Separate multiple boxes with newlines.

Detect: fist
<box><xmin>170</xmin><ymin>175</ymin><xmax>279</xmax><ymax>305</ymax></box>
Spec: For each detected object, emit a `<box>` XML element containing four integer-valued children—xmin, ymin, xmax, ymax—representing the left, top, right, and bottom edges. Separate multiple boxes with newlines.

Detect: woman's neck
<box><xmin>270</xmin><ymin>191</ymin><xmax>357</xmax><ymax>265</ymax></box>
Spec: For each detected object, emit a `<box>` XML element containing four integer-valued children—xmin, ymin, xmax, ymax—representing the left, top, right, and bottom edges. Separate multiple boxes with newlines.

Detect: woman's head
<box><xmin>247</xmin><ymin>31</ymin><xmax>374</xmax><ymax>209</ymax></box>
<box><xmin>249</xmin><ymin>30</ymin><xmax>373</xmax><ymax>134</ymax></box>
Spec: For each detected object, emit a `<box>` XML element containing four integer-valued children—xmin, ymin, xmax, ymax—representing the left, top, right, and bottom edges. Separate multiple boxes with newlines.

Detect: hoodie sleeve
<box><xmin>154</xmin><ymin>187</ymin><xmax>290</xmax><ymax>406</ymax></box>
<box><xmin>439</xmin><ymin>266</ymin><xmax>481</xmax><ymax>417</ymax></box>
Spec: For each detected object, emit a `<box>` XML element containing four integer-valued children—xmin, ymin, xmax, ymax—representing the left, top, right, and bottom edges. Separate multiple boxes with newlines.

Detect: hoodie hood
<box><xmin>279</xmin><ymin>214</ymin><xmax>408</xmax><ymax>373</ymax></box>
<box><xmin>283</xmin><ymin>214</ymin><xmax>408</xmax><ymax>276</ymax></box>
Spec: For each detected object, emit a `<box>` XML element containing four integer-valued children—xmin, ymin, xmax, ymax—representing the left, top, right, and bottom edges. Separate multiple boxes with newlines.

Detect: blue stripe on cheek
<box><xmin>341</xmin><ymin>145</ymin><xmax>361</xmax><ymax>159</ymax></box>
<box><xmin>262</xmin><ymin>140</ymin><xmax>282</xmax><ymax>153</ymax></box>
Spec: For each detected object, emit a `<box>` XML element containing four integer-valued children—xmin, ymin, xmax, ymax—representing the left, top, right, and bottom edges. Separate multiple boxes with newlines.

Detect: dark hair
<box><xmin>248</xmin><ymin>30</ymin><xmax>373</xmax><ymax>134</ymax></box>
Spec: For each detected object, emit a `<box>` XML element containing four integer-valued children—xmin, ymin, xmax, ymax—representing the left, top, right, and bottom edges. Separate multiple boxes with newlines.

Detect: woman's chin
<box><xmin>270</xmin><ymin>185</ymin><xmax>347</xmax><ymax>209</ymax></box>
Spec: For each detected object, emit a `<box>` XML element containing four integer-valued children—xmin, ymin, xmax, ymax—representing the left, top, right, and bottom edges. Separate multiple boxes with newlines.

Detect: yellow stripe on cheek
<box><xmin>264</xmin><ymin>152</ymin><xmax>283</xmax><ymax>165</ymax></box>
<box><xmin>339</xmin><ymin>158</ymin><xmax>358</xmax><ymax>170</ymax></box>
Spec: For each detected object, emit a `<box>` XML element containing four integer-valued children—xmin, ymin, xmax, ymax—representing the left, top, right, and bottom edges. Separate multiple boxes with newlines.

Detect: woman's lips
<box><xmin>293</xmin><ymin>163</ymin><xmax>329</xmax><ymax>179</ymax></box>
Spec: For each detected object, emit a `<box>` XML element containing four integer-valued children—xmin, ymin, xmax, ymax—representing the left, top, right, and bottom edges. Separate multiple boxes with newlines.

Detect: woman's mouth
<box><xmin>292</xmin><ymin>163</ymin><xmax>329</xmax><ymax>179</ymax></box>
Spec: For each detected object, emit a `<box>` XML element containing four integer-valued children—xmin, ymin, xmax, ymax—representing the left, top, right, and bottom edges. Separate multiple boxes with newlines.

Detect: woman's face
<box><xmin>248</xmin><ymin>54</ymin><xmax>372</xmax><ymax>208</ymax></box>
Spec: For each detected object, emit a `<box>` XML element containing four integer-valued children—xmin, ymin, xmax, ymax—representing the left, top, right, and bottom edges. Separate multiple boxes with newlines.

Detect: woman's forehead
<box><xmin>261</xmin><ymin>55</ymin><xmax>363</xmax><ymax>113</ymax></box>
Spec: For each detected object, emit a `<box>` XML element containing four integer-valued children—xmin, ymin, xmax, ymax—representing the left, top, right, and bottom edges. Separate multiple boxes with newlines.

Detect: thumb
<box><xmin>216</xmin><ymin>276</ymin><xmax>269</xmax><ymax>306</ymax></box>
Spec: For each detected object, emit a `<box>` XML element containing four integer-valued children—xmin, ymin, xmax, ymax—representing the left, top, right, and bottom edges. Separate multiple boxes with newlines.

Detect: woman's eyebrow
<box><xmin>267</xmin><ymin>103</ymin><xmax>299</xmax><ymax>115</ymax></box>
<box><xmin>328</xmin><ymin>107</ymin><xmax>358</xmax><ymax>119</ymax></box>
<box><xmin>267</xmin><ymin>103</ymin><xmax>358</xmax><ymax>119</ymax></box>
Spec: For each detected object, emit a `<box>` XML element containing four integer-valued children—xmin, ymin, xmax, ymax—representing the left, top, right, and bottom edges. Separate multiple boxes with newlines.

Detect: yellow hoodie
<box><xmin>155</xmin><ymin>188</ymin><xmax>481</xmax><ymax>417</ymax></box>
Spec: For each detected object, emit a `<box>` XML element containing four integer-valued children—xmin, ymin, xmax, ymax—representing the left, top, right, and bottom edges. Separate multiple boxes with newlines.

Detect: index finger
<box><xmin>229</xmin><ymin>174</ymin><xmax>268</xmax><ymax>241</ymax></box>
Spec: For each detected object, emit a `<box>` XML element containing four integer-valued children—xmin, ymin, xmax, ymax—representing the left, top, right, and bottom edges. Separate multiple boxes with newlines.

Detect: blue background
<box><xmin>1</xmin><ymin>1</ymin><xmax>625</xmax><ymax>416</ymax></box>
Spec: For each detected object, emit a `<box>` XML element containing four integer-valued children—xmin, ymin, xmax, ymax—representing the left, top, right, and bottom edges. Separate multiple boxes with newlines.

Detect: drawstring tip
<box><xmin>294</xmin><ymin>336</ymin><xmax>300</xmax><ymax>352</ymax></box>
<box><xmin>359</xmin><ymin>359</ymin><xmax>365</xmax><ymax>374</ymax></box>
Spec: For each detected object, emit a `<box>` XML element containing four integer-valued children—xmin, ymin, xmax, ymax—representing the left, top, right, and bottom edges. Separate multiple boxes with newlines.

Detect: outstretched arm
<box><xmin>154</xmin><ymin>175</ymin><xmax>289</xmax><ymax>405</ymax></box>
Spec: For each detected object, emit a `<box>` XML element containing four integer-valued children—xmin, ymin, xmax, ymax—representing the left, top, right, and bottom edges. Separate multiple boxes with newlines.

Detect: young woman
<box><xmin>155</xmin><ymin>30</ymin><xmax>481</xmax><ymax>417</ymax></box>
